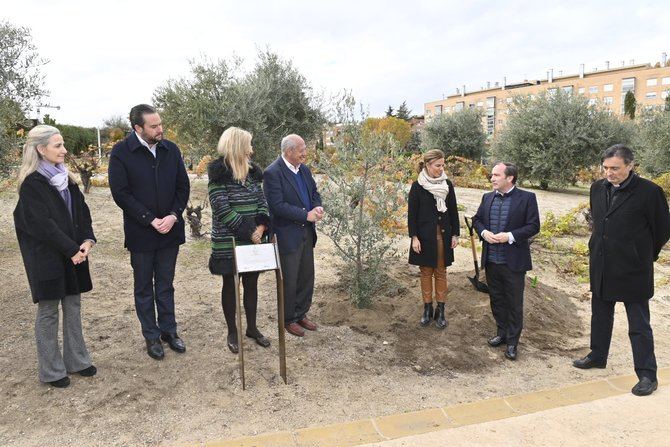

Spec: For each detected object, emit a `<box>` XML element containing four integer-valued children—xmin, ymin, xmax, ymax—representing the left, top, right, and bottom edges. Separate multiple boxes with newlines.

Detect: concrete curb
<box><xmin>192</xmin><ymin>367</ymin><xmax>669</xmax><ymax>447</ymax></box>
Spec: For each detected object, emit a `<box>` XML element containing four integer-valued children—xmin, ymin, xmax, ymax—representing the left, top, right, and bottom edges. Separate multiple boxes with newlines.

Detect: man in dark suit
<box><xmin>473</xmin><ymin>162</ymin><xmax>540</xmax><ymax>360</ymax></box>
<box><xmin>573</xmin><ymin>144</ymin><xmax>670</xmax><ymax>396</ymax></box>
<box><xmin>263</xmin><ymin>134</ymin><xmax>323</xmax><ymax>337</ymax></box>
<box><xmin>108</xmin><ymin>104</ymin><xmax>190</xmax><ymax>360</ymax></box>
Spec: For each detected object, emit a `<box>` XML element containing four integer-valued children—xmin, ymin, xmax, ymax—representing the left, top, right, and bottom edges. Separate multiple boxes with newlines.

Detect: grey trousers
<box><xmin>280</xmin><ymin>229</ymin><xmax>315</xmax><ymax>324</ymax></box>
<box><xmin>35</xmin><ymin>294</ymin><xmax>92</xmax><ymax>383</ymax></box>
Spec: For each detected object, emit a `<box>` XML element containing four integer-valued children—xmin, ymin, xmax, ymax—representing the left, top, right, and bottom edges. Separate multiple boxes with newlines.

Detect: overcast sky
<box><xmin>4</xmin><ymin>0</ymin><xmax>669</xmax><ymax>127</ymax></box>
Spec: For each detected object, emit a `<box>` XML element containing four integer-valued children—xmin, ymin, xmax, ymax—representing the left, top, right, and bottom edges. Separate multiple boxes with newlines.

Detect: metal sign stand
<box><xmin>231</xmin><ymin>236</ymin><xmax>287</xmax><ymax>390</ymax></box>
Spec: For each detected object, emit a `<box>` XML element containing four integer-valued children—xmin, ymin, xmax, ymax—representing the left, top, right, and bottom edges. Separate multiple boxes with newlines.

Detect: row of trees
<box><xmin>420</xmin><ymin>90</ymin><xmax>670</xmax><ymax>189</ymax></box>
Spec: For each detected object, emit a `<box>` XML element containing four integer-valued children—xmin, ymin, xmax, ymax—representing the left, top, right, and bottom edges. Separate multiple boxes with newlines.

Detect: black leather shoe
<box><xmin>227</xmin><ymin>333</ymin><xmax>239</xmax><ymax>354</ymax></box>
<box><xmin>505</xmin><ymin>345</ymin><xmax>518</xmax><ymax>360</ymax></box>
<box><xmin>160</xmin><ymin>333</ymin><xmax>186</xmax><ymax>353</ymax></box>
<box><xmin>146</xmin><ymin>338</ymin><xmax>165</xmax><ymax>360</ymax></box>
<box><xmin>420</xmin><ymin>303</ymin><xmax>433</xmax><ymax>327</ymax></box>
<box><xmin>572</xmin><ymin>355</ymin><xmax>606</xmax><ymax>369</ymax></box>
<box><xmin>76</xmin><ymin>365</ymin><xmax>97</xmax><ymax>377</ymax></box>
<box><xmin>48</xmin><ymin>376</ymin><xmax>70</xmax><ymax>388</ymax></box>
<box><xmin>631</xmin><ymin>377</ymin><xmax>658</xmax><ymax>396</ymax></box>
<box><xmin>435</xmin><ymin>303</ymin><xmax>447</xmax><ymax>330</ymax></box>
<box><xmin>487</xmin><ymin>335</ymin><xmax>505</xmax><ymax>347</ymax></box>
<box><xmin>246</xmin><ymin>329</ymin><xmax>271</xmax><ymax>348</ymax></box>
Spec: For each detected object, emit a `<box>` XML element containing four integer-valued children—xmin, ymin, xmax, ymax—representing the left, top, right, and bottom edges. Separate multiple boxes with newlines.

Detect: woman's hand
<box><xmin>451</xmin><ymin>236</ymin><xmax>459</xmax><ymax>249</ymax></box>
<box><xmin>251</xmin><ymin>225</ymin><xmax>265</xmax><ymax>244</ymax></box>
<box><xmin>71</xmin><ymin>250</ymin><xmax>87</xmax><ymax>265</ymax></box>
<box><xmin>411</xmin><ymin>236</ymin><xmax>421</xmax><ymax>254</ymax></box>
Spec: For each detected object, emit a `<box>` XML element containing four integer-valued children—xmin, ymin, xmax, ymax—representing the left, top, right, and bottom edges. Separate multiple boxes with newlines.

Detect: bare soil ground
<box><xmin>1</xmin><ymin>181</ymin><xmax>668</xmax><ymax>447</ymax></box>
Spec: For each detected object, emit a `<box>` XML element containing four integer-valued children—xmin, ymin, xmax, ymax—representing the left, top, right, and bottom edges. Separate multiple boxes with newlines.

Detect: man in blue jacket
<box><xmin>263</xmin><ymin>134</ymin><xmax>323</xmax><ymax>337</ymax></box>
<box><xmin>108</xmin><ymin>104</ymin><xmax>190</xmax><ymax>360</ymax></box>
<box><xmin>473</xmin><ymin>163</ymin><xmax>540</xmax><ymax>360</ymax></box>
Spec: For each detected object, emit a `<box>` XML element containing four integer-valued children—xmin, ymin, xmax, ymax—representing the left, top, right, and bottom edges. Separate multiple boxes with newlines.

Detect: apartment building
<box><xmin>425</xmin><ymin>55</ymin><xmax>670</xmax><ymax>137</ymax></box>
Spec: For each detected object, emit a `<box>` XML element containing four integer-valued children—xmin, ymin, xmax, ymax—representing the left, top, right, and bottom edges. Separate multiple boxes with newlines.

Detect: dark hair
<box><xmin>417</xmin><ymin>149</ymin><xmax>445</xmax><ymax>173</ymax></box>
<box><xmin>129</xmin><ymin>104</ymin><xmax>157</xmax><ymax>130</ymax></box>
<box><xmin>494</xmin><ymin>162</ymin><xmax>518</xmax><ymax>184</ymax></box>
<box><xmin>602</xmin><ymin>144</ymin><xmax>634</xmax><ymax>165</ymax></box>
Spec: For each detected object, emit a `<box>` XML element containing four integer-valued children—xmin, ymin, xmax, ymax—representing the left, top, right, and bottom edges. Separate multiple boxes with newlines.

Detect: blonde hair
<box><xmin>17</xmin><ymin>125</ymin><xmax>75</xmax><ymax>188</ymax></box>
<box><xmin>217</xmin><ymin>127</ymin><xmax>252</xmax><ymax>182</ymax></box>
<box><xmin>417</xmin><ymin>149</ymin><xmax>445</xmax><ymax>173</ymax></box>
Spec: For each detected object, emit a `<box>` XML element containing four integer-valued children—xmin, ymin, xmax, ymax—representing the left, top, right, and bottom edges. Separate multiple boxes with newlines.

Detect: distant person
<box><xmin>573</xmin><ymin>144</ymin><xmax>670</xmax><ymax>396</ymax></box>
<box><xmin>14</xmin><ymin>125</ymin><xmax>97</xmax><ymax>388</ymax></box>
<box><xmin>208</xmin><ymin>127</ymin><xmax>271</xmax><ymax>353</ymax></box>
<box><xmin>108</xmin><ymin>104</ymin><xmax>190</xmax><ymax>360</ymax></box>
<box><xmin>263</xmin><ymin>134</ymin><xmax>323</xmax><ymax>337</ymax></box>
<box><xmin>472</xmin><ymin>163</ymin><xmax>540</xmax><ymax>360</ymax></box>
<box><xmin>407</xmin><ymin>149</ymin><xmax>460</xmax><ymax>329</ymax></box>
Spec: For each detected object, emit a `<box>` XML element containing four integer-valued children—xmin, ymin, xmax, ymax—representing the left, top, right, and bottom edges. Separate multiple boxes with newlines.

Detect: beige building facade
<box><xmin>425</xmin><ymin>59</ymin><xmax>670</xmax><ymax>137</ymax></box>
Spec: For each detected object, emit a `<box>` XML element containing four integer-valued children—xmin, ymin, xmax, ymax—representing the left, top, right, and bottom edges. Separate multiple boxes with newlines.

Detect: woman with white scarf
<box><xmin>407</xmin><ymin>149</ymin><xmax>460</xmax><ymax>329</ymax></box>
<box><xmin>14</xmin><ymin>125</ymin><xmax>97</xmax><ymax>388</ymax></box>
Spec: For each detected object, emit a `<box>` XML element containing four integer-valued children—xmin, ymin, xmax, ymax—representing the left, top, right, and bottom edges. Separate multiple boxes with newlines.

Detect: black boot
<box><xmin>420</xmin><ymin>303</ymin><xmax>433</xmax><ymax>327</ymax></box>
<box><xmin>435</xmin><ymin>302</ymin><xmax>447</xmax><ymax>329</ymax></box>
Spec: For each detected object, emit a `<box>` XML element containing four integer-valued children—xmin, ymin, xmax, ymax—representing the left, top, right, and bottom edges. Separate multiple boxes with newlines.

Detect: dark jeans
<box><xmin>590</xmin><ymin>294</ymin><xmax>657</xmax><ymax>381</ymax></box>
<box><xmin>280</xmin><ymin>229</ymin><xmax>315</xmax><ymax>324</ymax></box>
<box><xmin>485</xmin><ymin>263</ymin><xmax>525</xmax><ymax>346</ymax></box>
<box><xmin>130</xmin><ymin>245</ymin><xmax>179</xmax><ymax>340</ymax></box>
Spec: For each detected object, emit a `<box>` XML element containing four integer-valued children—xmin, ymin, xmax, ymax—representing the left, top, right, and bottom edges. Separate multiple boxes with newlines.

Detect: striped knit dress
<box><xmin>207</xmin><ymin>157</ymin><xmax>270</xmax><ymax>275</ymax></box>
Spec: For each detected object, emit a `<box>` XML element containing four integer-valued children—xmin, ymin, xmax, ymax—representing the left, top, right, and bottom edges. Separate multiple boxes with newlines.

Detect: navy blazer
<box><xmin>472</xmin><ymin>187</ymin><xmax>540</xmax><ymax>272</ymax></box>
<box><xmin>263</xmin><ymin>156</ymin><xmax>322</xmax><ymax>255</ymax></box>
<box><xmin>108</xmin><ymin>133</ymin><xmax>190</xmax><ymax>252</ymax></box>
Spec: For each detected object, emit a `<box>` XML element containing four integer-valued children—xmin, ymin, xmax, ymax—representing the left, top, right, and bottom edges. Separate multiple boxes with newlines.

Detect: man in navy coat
<box><xmin>473</xmin><ymin>163</ymin><xmax>540</xmax><ymax>360</ymax></box>
<box><xmin>263</xmin><ymin>134</ymin><xmax>323</xmax><ymax>337</ymax></box>
<box><xmin>108</xmin><ymin>104</ymin><xmax>190</xmax><ymax>360</ymax></box>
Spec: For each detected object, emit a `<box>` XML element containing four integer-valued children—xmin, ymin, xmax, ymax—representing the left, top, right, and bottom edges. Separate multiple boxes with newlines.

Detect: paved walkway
<box><xmin>195</xmin><ymin>367</ymin><xmax>669</xmax><ymax>447</ymax></box>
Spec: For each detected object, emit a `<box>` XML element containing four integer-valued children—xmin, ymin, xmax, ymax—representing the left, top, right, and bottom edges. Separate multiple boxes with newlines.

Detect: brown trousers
<box><xmin>419</xmin><ymin>226</ymin><xmax>447</xmax><ymax>303</ymax></box>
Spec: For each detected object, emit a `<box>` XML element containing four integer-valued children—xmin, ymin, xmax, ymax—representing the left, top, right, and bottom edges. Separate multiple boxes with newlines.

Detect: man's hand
<box><xmin>482</xmin><ymin>230</ymin><xmax>498</xmax><ymax>244</ymax></box>
<box><xmin>71</xmin><ymin>250</ymin><xmax>87</xmax><ymax>265</ymax></box>
<box><xmin>79</xmin><ymin>240</ymin><xmax>94</xmax><ymax>257</ymax></box>
<box><xmin>314</xmin><ymin>206</ymin><xmax>324</xmax><ymax>221</ymax></box>
<box><xmin>493</xmin><ymin>232</ymin><xmax>510</xmax><ymax>243</ymax></box>
<box><xmin>411</xmin><ymin>236</ymin><xmax>421</xmax><ymax>254</ymax></box>
<box><xmin>153</xmin><ymin>215</ymin><xmax>177</xmax><ymax>234</ymax></box>
<box><xmin>451</xmin><ymin>236</ymin><xmax>459</xmax><ymax>249</ymax></box>
<box><xmin>307</xmin><ymin>209</ymin><xmax>319</xmax><ymax>222</ymax></box>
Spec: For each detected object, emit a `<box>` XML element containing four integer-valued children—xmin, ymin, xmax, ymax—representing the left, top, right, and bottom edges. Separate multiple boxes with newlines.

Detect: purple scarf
<box><xmin>37</xmin><ymin>161</ymin><xmax>73</xmax><ymax>215</ymax></box>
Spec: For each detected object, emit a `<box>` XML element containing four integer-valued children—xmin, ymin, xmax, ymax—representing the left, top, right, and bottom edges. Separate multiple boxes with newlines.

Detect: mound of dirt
<box><xmin>316</xmin><ymin>264</ymin><xmax>584</xmax><ymax>375</ymax></box>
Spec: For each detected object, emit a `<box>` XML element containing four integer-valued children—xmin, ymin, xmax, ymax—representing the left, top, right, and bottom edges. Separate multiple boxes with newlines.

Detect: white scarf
<box><xmin>418</xmin><ymin>169</ymin><xmax>449</xmax><ymax>212</ymax></box>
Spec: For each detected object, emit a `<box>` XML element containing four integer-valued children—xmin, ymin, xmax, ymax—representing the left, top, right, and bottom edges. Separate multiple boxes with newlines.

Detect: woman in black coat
<box><xmin>408</xmin><ymin>149</ymin><xmax>460</xmax><ymax>329</ymax></box>
<box><xmin>13</xmin><ymin>125</ymin><xmax>97</xmax><ymax>388</ymax></box>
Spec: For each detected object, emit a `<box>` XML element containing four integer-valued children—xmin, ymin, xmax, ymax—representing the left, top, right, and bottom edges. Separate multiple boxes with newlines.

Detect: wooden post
<box><xmin>231</xmin><ymin>238</ymin><xmax>246</xmax><ymax>390</ymax></box>
<box><xmin>273</xmin><ymin>236</ymin><xmax>287</xmax><ymax>384</ymax></box>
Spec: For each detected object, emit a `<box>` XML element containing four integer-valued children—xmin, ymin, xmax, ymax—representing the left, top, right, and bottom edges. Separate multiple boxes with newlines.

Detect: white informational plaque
<box><xmin>235</xmin><ymin>243</ymin><xmax>278</xmax><ymax>273</ymax></box>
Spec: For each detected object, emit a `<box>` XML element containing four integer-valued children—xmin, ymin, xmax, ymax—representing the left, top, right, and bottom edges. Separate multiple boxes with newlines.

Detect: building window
<box><xmin>662</xmin><ymin>91</ymin><xmax>669</xmax><ymax>99</ymax></box>
<box><xmin>476</xmin><ymin>101</ymin><xmax>484</xmax><ymax>107</ymax></box>
<box><xmin>547</xmin><ymin>88</ymin><xmax>558</xmax><ymax>97</ymax></box>
<box><xmin>603</xmin><ymin>84</ymin><xmax>614</xmax><ymax>92</ymax></box>
<box><xmin>588</xmin><ymin>98</ymin><xmax>597</xmax><ymax>106</ymax></box>
<box><xmin>621</xmin><ymin>77</ymin><xmax>635</xmax><ymax>92</ymax></box>
<box><xmin>486</xmin><ymin>97</ymin><xmax>495</xmax><ymax>136</ymax></box>
<box><xmin>646</xmin><ymin>92</ymin><xmax>657</xmax><ymax>99</ymax></box>
<box><xmin>434</xmin><ymin>105</ymin><xmax>442</xmax><ymax>115</ymax></box>
<box><xmin>455</xmin><ymin>102</ymin><xmax>464</xmax><ymax>111</ymax></box>
<box><xmin>578</xmin><ymin>87</ymin><xmax>585</xmax><ymax>94</ymax></box>
<box><xmin>505</xmin><ymin>97</ymin><xmax>513</xmax><ymax>104</ymax></box>
<box><xmin>662</xmin><ymin>77</ymin><xmax>670</xmax><ymax>85</ymax></box>
<box><xmin>561</xmin><ymin>85</ymin><xmax>573</xmax><ymax>94</ymax></box>
<box><xmin>589</xmin><ymin>86</ymin><xmax>599</xmax><ymax>94</ymax></box>
<box><xmin>647</xmin><ymin>78</ymin><xmax>658</xmax><ymax>87</ymax></box>
<box><xmin>603</xmin><ymin>96</ymin><xmax>613</xmax><ymax>105</ymax></box>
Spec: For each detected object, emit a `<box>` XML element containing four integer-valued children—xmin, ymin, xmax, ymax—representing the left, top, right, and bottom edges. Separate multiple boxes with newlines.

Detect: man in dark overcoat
<box><xmin>263</xmin><ymin>134</ymin><xmax>323</xmax><ymax>337</ymax></box>
<box><xmin>573</xmin><ymin>144</ymin><xmax>670</xmax><ymax>396</ymax></box>
<box><xmin>473</xmin><ymin>162</ymin><xmax>540</xmax><ymax>361</ymax></box>
<box><xmin>108</xmin><ymin>104</ymin><xmax>190</xmax><ymax>360</ymax></box>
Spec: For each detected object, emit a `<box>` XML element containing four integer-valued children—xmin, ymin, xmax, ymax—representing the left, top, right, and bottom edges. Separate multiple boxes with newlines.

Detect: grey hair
<box><xmin>281</xmin><ymin>134</ymin><xmax>301</xmax><ymax>154</ymax></box>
